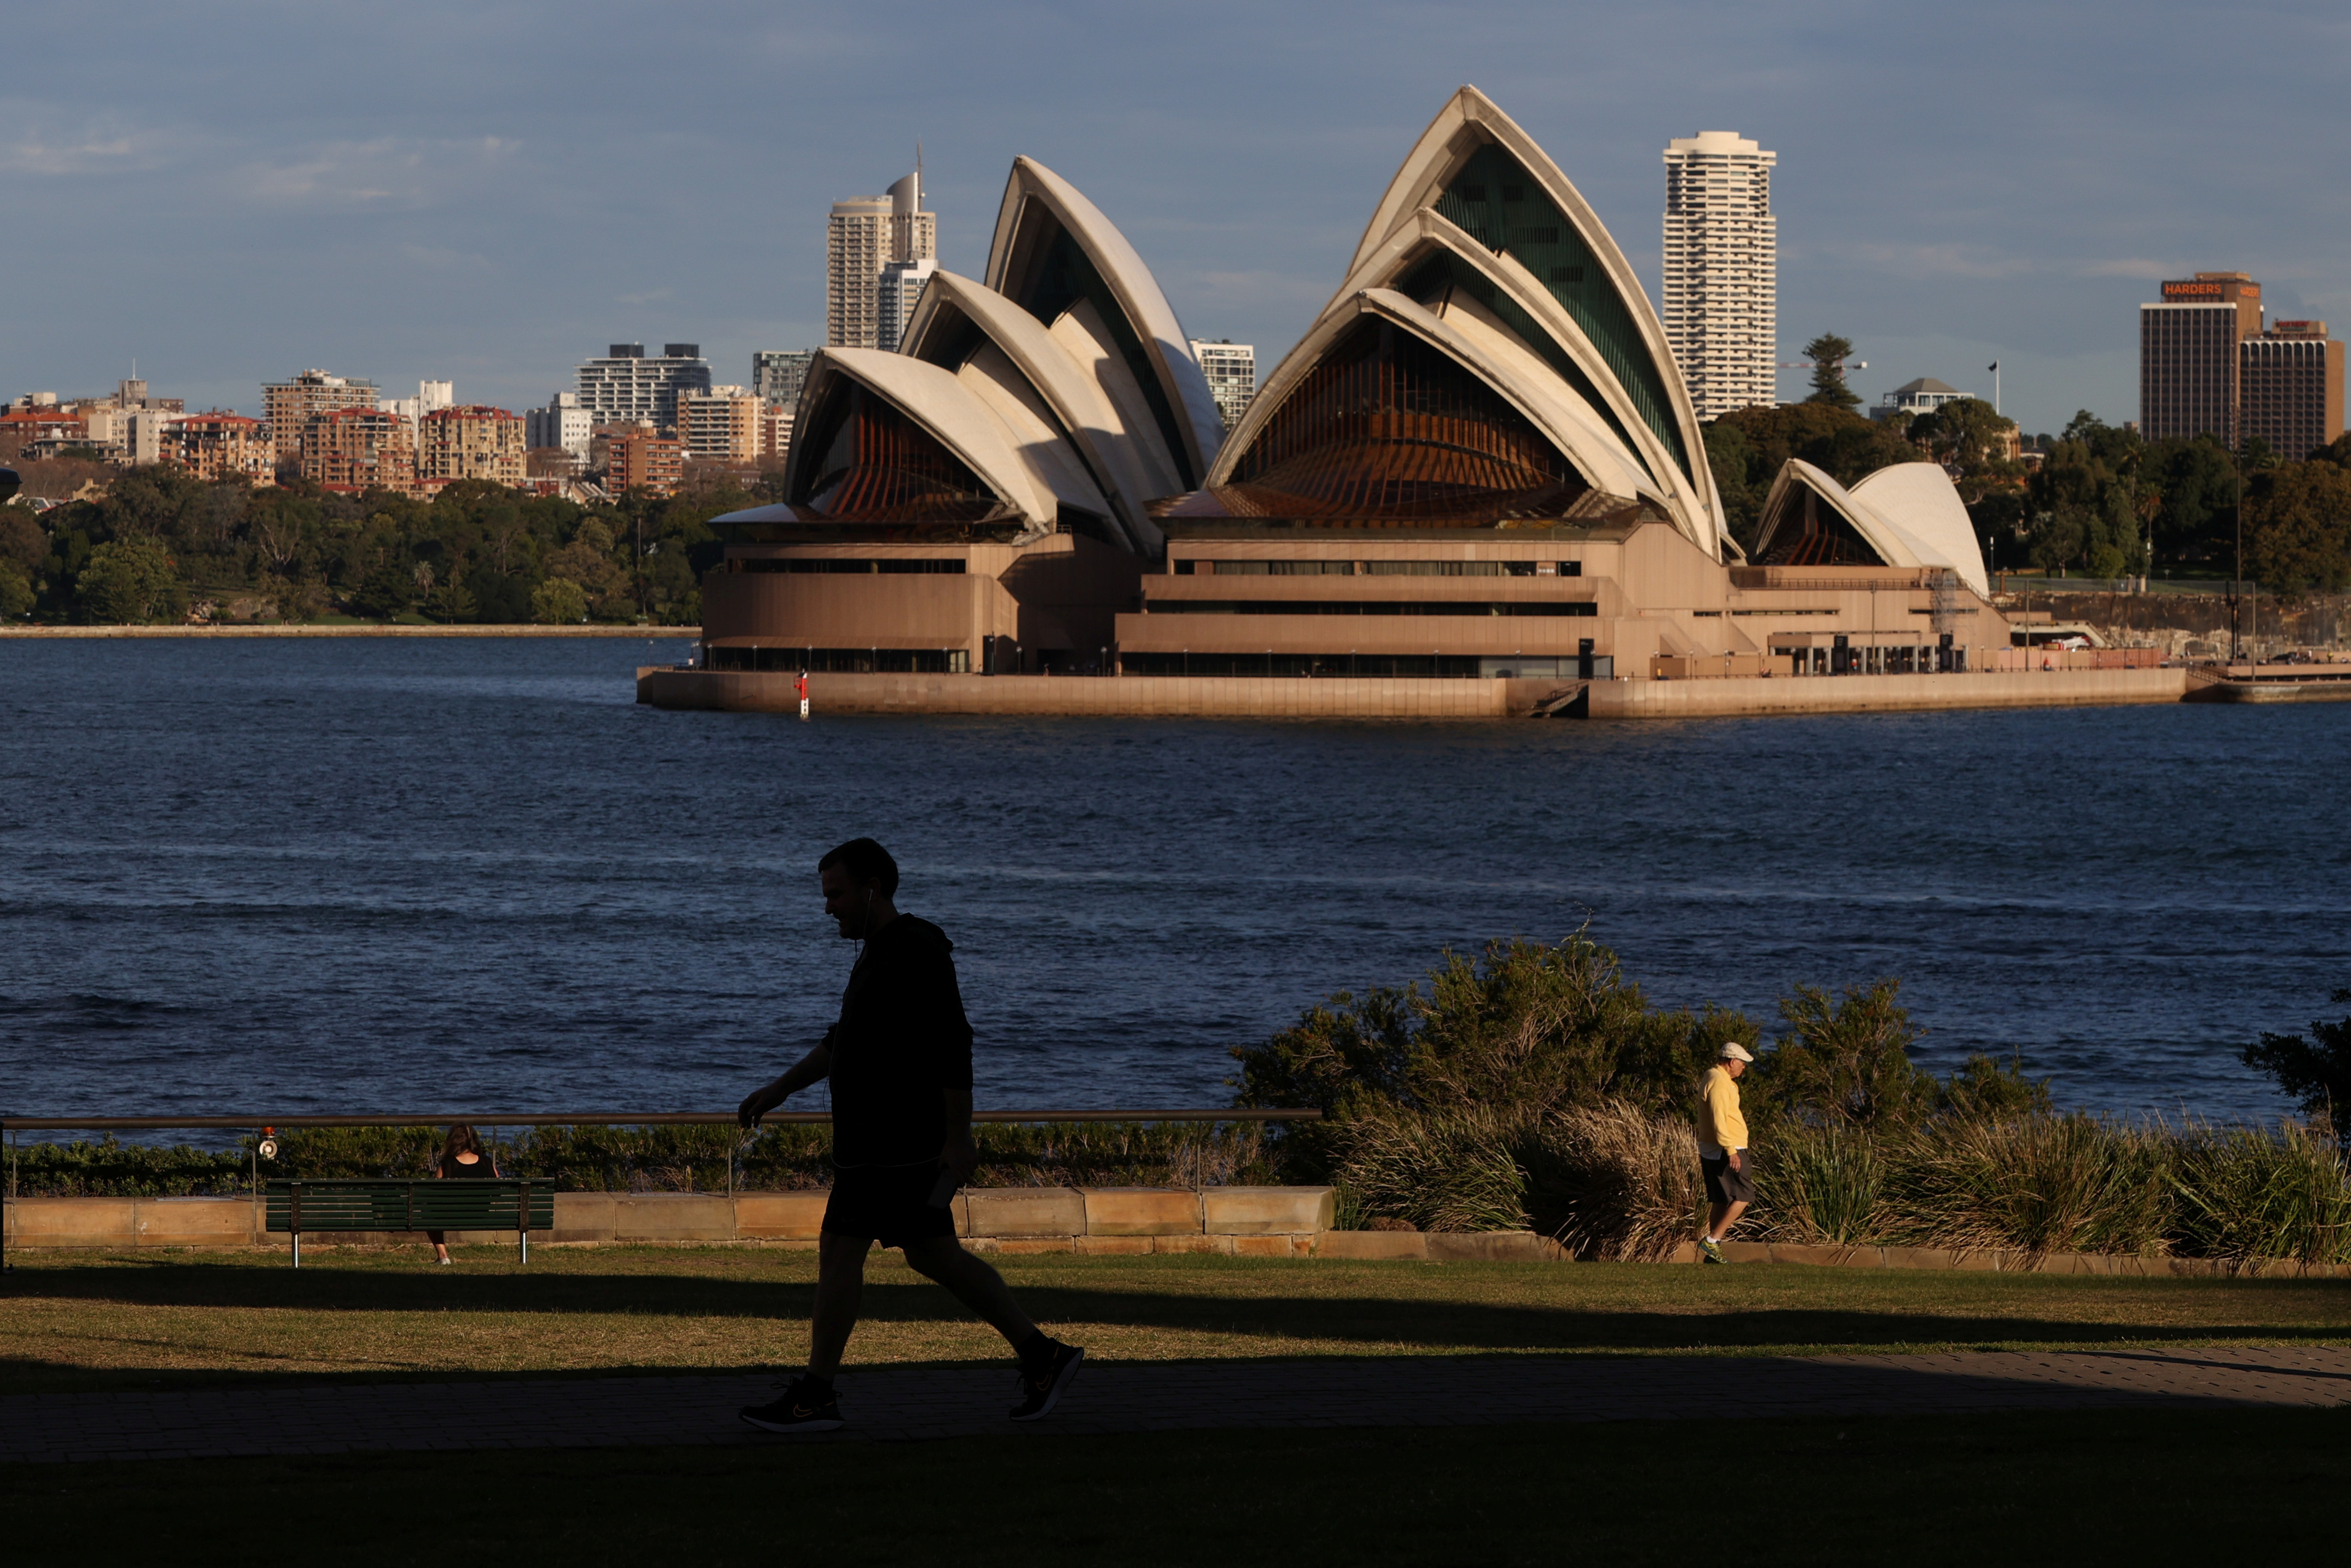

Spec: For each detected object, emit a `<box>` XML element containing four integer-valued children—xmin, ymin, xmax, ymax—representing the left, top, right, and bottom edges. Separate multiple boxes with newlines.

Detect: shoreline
<box><xmin>1</xmin><ymin>623</ymin><xmax>700</xmax><ymax>639</ymax></box>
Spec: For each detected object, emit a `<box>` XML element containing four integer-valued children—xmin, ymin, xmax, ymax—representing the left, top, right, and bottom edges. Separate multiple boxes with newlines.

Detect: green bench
<box><xmin>265</xmin><ymin>1179</ymin><xmax>554</xmax><ymax>1267</ymax></box>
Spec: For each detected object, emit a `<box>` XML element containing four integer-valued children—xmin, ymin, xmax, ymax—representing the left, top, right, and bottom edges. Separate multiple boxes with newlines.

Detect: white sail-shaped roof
<box><xmin>1752</xmin><ymin>458</ymin><xmax>1989</xmax><ymax>595</ymax></box>
<box><xmin>1342</xmin><ymin>85</ymin><xmax>1719</xmax><ymax>544</ymax></box>
<box><xmin>901</xmin><ymin>268</ymin><xmax>1166</xmax><ymax>554</ymax></box>
<box><xmin>984</xmin><ymin>156</ymin><xmax>1224</xmax><ymax>492</ymax></box>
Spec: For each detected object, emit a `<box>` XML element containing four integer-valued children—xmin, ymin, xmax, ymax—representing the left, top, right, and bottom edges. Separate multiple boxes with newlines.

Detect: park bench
<box><xmin>265</xmin><ymin>1179</ymin><xmax>554</xmax><ymax>1268</ymax></box>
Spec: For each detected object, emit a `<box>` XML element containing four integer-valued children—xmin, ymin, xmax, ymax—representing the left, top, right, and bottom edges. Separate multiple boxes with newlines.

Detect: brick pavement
<box><xmin>4</xmin><ymin>1347</ymin><xmax>2347</xmax><ymax>1465</ymax></box>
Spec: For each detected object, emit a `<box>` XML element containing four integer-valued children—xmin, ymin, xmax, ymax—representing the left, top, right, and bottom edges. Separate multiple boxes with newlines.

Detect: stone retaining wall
<box><xmin>0</xmin><ymin>1187</ymin><xmax>1336</xmax><ymax>1256</ymax></box>
<box><xmin>7</xmin><ymin>1192</ymin><xmax>2339</xmax><ymax>1275</ymax></box>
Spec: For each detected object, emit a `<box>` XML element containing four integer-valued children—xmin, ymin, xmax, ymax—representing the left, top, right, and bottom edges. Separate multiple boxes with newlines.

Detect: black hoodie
<box><xmin>821</xmin><ymin>914</ymin><xmax>976</xmax><ymax>1168</ymax></box>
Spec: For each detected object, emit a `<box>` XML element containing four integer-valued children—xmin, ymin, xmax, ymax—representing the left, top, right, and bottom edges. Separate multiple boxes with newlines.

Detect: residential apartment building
<box><xmin>607</xmin><ymin>429</ymin><xmax>684</xmax><ymax>496</ymax></box>
<box><xmin>160</xmin><ymin>411</ymin><xmax>273</xmax><ymax>484</ymax></box>
<box><xmin>264</xmin><ymin>370</ymin><xmax>379</xmax><ymax>465</ymax></box>
<box><xmin>418</xmin><ymin>405</ymin><xmax>526</xmax><ymax>486</ymax></box>
<box><xmin>828</xmin><ymin>167</ymin><xmax>936</xmax><ymax>349</ymax></box>
<box><xmin>1188</xmin><ymin>340</ymin><xmax>1256</xmax><ymax>432</ymax></box>
<box><xmin>676</xmin><ymin>386</ymin><xmax>763</xmax><ymax>462</ymax></box>
<box><xmin>877</xmin><ymin>258</ymin><xmax>938</xmax><ymax>353</ymax></box>
<box><xmin>574</xmin><ymin>343</ymin><xmax>712</xmax><ymax>428</ymax></box>
<box><xmin>1662</xmin><ymin>130</ymin><xmax>1777</xmax><ymax>420</ymax></box>
<box><xmin>300</xmin><ymin>406</ymin><xmax>413</xmax><ymax>492</ymax></box>
<box><xmin>2139</xmin><ymin>272</ymin><xmax>2262</xmax><ymax>447</ymax></box>
<box><xmin>752</xmin><ymin>350</ymin><xmax>816</xmax><ymax>409</ymax></box>
<box><xmin>759</xmin><ymin>401</ymin><xmax>794</xmax><ymax>465</ymax></box>
<box><xmin>2239</xmin><ymin>321</ymin><xmax>2345</xmax><ymax>461</ymax></box>
<box><xmin>525</xmin><ymin>391</ymin><xmax>594</xmax><ymax>462</ymax></box>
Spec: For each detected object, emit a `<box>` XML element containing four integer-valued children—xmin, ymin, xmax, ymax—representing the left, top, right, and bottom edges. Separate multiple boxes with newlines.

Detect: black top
<box><xmin>440</xmin><ymin>1153</ymin><xmax>496</xmax><ymax>1178</ymax></box>
<box><xmin>822</xmin><ymin>915</ymin><xmax>975</xmax><ymax>1168</ymax></box>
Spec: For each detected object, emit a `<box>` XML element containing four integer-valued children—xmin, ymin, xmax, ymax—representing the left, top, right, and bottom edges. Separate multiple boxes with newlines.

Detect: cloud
<box><xmin>2078</xmin><ymin>258</ymin><xmax>2176</xmax><ymax>280</ymax></box>
<box><xmin>1</xmin><ymin>131</ymin><xmax>168</xmax><ymax>176</ymax></box>
<box><xmin>1850</xmin><ymin>243</ymin><xmax>2037</xmax><ymax>281</ymax></box>
<box><xmin>232</xmin><ymin>136</ymin><xmax>520</xmax><ymax>210</ymax></box>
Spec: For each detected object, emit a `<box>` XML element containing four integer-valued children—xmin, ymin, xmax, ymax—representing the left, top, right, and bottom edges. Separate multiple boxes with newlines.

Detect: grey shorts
<box><xmin>1702</xmin><ymin>1153</ymin><xmax>1754</xmax><ymax>1207</ymax></box>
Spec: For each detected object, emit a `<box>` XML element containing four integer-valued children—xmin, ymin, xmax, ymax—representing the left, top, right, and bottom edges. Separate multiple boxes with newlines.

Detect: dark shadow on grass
<box><xmin>4</xmin><ymin>1253</ymin><xmax>2349</xmax><ymax>1395</ymax></box>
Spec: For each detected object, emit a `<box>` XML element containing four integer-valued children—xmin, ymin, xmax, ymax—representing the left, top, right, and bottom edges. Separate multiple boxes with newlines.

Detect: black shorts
<box><xmin>823</xmin><ymin>1162</ymin><xmax>959</xmax><ymax>1248</ymax></box>
<box><xmin>1702</xmin><ymin>1153</ymin><xmax>1755</xmax><ymax>1207</ymax></box>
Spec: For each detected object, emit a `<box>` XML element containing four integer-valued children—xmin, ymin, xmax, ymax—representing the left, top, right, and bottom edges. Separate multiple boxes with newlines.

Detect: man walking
<box><xmin>1697</xmin><ymin>1042</ymin><xmax>1755</xmax><ymax>1264</ymax></box>
<box><xmin>735</xmin><ymin>837</ymin><xmax>1083</xmax><ymax>1433</ymax></box>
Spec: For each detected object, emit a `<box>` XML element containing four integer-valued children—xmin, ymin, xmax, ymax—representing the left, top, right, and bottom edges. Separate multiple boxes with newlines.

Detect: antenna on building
<box><xmin>915</xmin><ymin>141</ymin><xmax>924</xmax><ymax>207</ymax></box>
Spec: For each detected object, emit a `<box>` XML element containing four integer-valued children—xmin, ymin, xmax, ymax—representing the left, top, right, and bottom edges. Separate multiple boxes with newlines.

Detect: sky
<box><xmin>5</xmin><ymin>1</ymin><xmax>2349</xmax><ymax>441</ymax></box>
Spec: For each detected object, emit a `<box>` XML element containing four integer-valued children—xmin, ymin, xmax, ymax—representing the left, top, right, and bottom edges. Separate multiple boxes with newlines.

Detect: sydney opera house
<box><xmin>682</xmin><ymin>87</ymin><xmax>2008</xmax><ymax>706</ymax></box>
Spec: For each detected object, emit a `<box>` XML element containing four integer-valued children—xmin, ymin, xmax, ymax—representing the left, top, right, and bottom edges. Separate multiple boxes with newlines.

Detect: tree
<box><xmin>531</xmin><ymin>577</ymin><xmax>588</xmax><ymax>624</ymax></box>
<box><xmin>2242</xmin><ymin>988</ymin><xmax>2351</xmax><ymax>1133</ymax></box>
<box><xmin>1801</xmin><ymin>333</ymin><xmax>1861</xmax><ymax>411</ymax></box>
<box><xmin>348</xmin><ymin>557</ymin><xmax>421</xmax><ymax>619</ymax></box>
<box><xmin>1908</xmin><ymin>396</ymin><xmax>2023</xmax><ymax>505</ymax></box>
<box><xmin>74</xmin><ymin>537</ymin><xmax>186</xmax><ymax>623</ymax></box>
<box><xmin>2243</xmin><ymin>461</ymin><xmax>2351</xmax><ymax>594</ymax></box>
<box><xmin>0</xmin><ymin>559</ymin><xmax>32</xmax><ymax>618</ymax></box>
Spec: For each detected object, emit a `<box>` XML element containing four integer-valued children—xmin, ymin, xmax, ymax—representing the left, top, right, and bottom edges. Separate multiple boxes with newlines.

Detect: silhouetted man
<box><xmin>735</xmin><ymin>837</ymin><xmax>1083</xmax><ymax>1433</ymax></box>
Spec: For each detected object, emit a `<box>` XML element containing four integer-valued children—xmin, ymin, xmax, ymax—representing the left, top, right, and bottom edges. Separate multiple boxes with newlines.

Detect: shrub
<box><xmin>2170</xmin><ymin>1121</ymin><xmax>2351</xmax><ymax>1268</ymax></box>
<box><xmin>1525</xmin><ymin>1104</ymin><xmax>1706</xmax><ymax>1262</ymax></box>
<box><xmin>2242</xmin><ymin>988</ymin><xmax>2351</xmax><ymax>1131</ymax></box>
<box><xmin>1748</xmin><ymin>980</ymin><xmax>1935</xmax><ymax>1131</ymax></box>
<box><xmin>1758</xmin><ymin>1122</ymin><xmax>1885</xmax><ymax>1245</ymax></box>
<box><xmin>1335</xmin><ymin>1108</ymin><xmax>1532</xmax><ymax>1235</ymax></box>
<box><xmin>1233</xmin><ymin>934</ymin><xmax>1755</xmax><ymax>1177</ymax></box>
<box><xmin>1881</xmin><ymin>1114</ymin><xmax>2172</xmax><ymax>1258</ymax></box>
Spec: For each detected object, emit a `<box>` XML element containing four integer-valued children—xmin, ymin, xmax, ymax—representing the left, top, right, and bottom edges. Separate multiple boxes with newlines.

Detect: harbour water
<box><xmin>2</xmin><ymin>636</ymin><xmax>2345</xmax><ymax>1131</ymax></box>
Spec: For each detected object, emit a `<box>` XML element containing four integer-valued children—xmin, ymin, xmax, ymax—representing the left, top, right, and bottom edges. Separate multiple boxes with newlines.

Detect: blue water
<box><xmin>1</xmin><ymin>637</ymin><xmax>2345</xmax><ymax>1132</ymax></box>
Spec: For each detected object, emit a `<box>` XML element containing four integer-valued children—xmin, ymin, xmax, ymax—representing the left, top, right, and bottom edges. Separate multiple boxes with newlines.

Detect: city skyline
<box><xmin>5</xmin><ymin>2</ymin><xmax>2351</xmax><ymax>439</ymax></box>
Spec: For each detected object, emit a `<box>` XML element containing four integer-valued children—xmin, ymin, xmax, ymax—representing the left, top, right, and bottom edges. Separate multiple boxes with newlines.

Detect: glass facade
<box><xmin>1122</xmin><ymin>653</ymin><xmax>1485</xmax><ymax>677</ymax></box>
<box><xmin>1432</xmin><ymin>145</ymin><xmax>1692</xmax><ymax>486</ymax></box>
<box><xmin>706</xmin><ymin>647</ymin><xmax>969</xmax><ymax>673</ymax></box>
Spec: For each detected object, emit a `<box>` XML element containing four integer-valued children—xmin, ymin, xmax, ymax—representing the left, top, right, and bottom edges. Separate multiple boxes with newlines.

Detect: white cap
<box><xmin>1719</xmin><ymin>1042</ymin><xmax>1756</xmax><ymax>1063</ymax></box>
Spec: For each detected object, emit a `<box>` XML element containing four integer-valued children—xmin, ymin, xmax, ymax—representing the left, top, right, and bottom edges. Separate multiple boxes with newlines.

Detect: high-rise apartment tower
<box><xmin>574</xmin><ymin>343</ymin><xmax>713</xmax><ymax>429</ymax></box>
<box><xmin>1661</xmin><ymin>131</ymin><xmax>1777</xmax><ymax>420</ymax></box>
<box><xmin>828</xmin><ymin>166</ymin><xmax>936</xmax><ymax>349</ymax></box>
<box><xmin>2139</xmin><ymin>273</ymin><xmax>2262</xmax><ymax>447</ymax></box>
<box><xmin>1188</xmin><ymin>340</ymin><xmax>1256</xmax><ymax>432</ymax></box>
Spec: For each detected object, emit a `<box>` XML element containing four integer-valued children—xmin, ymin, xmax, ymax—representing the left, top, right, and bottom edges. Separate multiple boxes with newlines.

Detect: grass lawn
<box><xmin>4</xmin><ymin>1245</ymin><xmax>2348</xmax><ymax>1395</ymax></box>
<box><xmin>6</xmin><ymin>1406</ymin><xmax>2349</xmax><ymax>1564</ymax></box>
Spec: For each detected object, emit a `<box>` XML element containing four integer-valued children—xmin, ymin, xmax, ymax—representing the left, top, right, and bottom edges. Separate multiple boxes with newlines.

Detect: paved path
<box><xmin>5</xmin><ymin>1347</ymin><xmax>2348</xmax><ymax>1464</ymax></box>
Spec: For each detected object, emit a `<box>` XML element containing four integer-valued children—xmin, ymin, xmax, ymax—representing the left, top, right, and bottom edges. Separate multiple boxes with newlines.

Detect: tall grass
<box><xmin>1333</xmin><ymin>1101</ymin><xmax>2351</xmax><ymax>1267</ymax></box>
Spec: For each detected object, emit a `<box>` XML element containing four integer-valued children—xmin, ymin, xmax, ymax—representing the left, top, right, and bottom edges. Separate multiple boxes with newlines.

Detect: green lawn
<box><xmin>9</xmin><ymin>1407</ymin><xmax>2349</xmax><ymax>1564</ymax></box>
<box><xmin>5</xmin><ymin>1245</ymin><xmax>2348</xmax><ymax>1396</ymax></box>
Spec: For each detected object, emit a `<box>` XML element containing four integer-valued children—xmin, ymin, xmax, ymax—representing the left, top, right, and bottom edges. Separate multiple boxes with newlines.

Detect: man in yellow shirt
<box><xmin>1697</xmin><ymin>1043</ymin><xmax>1755</xmax><ymax>1264</ymax></box>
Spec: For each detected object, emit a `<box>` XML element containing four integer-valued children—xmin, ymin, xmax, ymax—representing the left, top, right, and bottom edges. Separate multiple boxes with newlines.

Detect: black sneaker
<box><xmin>739</xmin><ymin>1375</ymin><xmax>843</xmax><ymax>1434</ymax></box>
<box><xmin>1010</xmin><ymin>1340</ymin><xmax>1084</xmax><ymax>1421</ymax></box>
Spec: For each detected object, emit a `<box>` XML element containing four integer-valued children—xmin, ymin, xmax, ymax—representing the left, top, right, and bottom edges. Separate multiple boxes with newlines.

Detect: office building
<box><xmin>1662</xmin><ymin>130</ymin><xmax>1777</xmax><ymax>420</ymax></box>
<box><xmin>574</xmin><ymin>343</ymin><xmax>713</xmax><ymax>429</ymax></box>
<box><xmin>418</xmin><ymin>405</ymin><xmax>526</xmax><ymax>486</ymax></box>
<box><xmin>752</xmin><ymin>350</ymin><xmax>817</xmax><ymax>409</ymax></box>
<box><xmin>677</xmin><ymin>386</ymin><xmax>763</xmax><ymax>462</ymax></box>
<box><xmin>2140</xmin><ymin>272</ymin><xmax>2262</xmax><ymax>446</ymax></box>
<box><xmin>264</xmin><ymin>370</ymin><xmax>378</xmax><ymax>465</ymax></box>
<box><xmin>828</xmin><ymin>167</ymin><xmax>936</xmax><ymax>349</ymax></box>
<box><xmin>2240</xmin><ymin>321</ymin><xmax>2345</xmax><ymax>461</ymax></box>
<box><xmin>877</xmin><ymin>258</ymin><xmax>938</xmax><ymax>353</ymax></box>
<box><xmin>525</xmin><ymin>391</ymin><xmax>594</xmax><ymax>461</ymax></box>
<box><xmin>1189</xmin><ymin>340</ymin><xmax>1256</xmax><ymax>432</ymax></box>
<box><xmin>299</xmin><ymin>406</ymin><xmax>413</xmax><ymax>492</ymax></box>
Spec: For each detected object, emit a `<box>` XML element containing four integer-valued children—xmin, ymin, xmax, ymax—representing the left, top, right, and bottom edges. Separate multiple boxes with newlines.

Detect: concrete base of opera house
<box><xmin>636</xmin><ymin>665</ymin><xmax>2193</xmax><ymax>719</ymax></box>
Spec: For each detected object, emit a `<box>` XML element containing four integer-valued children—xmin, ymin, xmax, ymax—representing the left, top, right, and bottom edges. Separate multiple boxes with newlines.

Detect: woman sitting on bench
<box><xmin>428</xmin><ymin>1125</ymin><xmax>499</xmax><ymax>1265</ymax></box>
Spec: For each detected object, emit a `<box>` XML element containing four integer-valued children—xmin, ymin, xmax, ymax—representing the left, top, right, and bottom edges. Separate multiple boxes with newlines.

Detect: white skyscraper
<box><xmin>1187</xmin><ymin>340</ymin><xmax>1255</xmax><ymax>433</ymax></box>
<box><xmin>877</xmin><ymin>258</ymin><xmax>938</xmax><ymax>353</ymax></box>
<box><xmin>1662</xmin><ymin>131</ymin><xmax>1777</xmax><ymax>420</ymax></box>
<box><xmin>828</xmin><ymin>165</ymin><xmax>937</xmax><ymax>350</ymax></box>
